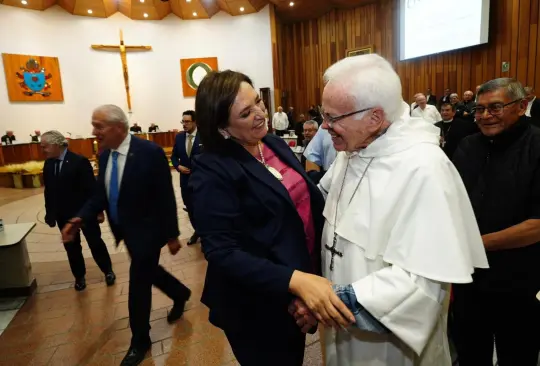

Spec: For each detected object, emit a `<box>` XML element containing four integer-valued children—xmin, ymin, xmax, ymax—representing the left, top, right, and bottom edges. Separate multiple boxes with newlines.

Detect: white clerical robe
<box><xmin>319</xmin><ymin>112</ymin><xmax>489</xmax><ymax>366</ymax></box>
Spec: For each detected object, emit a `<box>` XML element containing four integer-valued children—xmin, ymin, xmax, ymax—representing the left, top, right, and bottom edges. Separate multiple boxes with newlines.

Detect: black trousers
<box><xmin>223</xmin><ymin>312</ymin><xmax>306</xmax><ymax>366</ymax></box>
<box><xmin>275</xmin><ymin>129</ymin><xmax>286</xmax><ymax>137</ymax></box>
<box><xmin>180</xmin><ymin>179</ymin><xmax>196</xmax><ymax>234</ymax></box>
<box><xmin>57</xmin><ymin>218</ymin><xmax>112</xmax><ymax>279</ymax></box>
<box><xmin>127</xmin><ymin>244</ymin><xmax>191</xmax><ymax>348</ymax></box>
<box><xmin>452</xmin><ymin>283</ymin><xmax>540</xmax><ymax>366</ymax></box>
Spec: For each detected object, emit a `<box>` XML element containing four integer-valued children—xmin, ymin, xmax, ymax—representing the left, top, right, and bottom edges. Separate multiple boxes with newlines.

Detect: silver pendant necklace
<box><xmin>257</xmin><ymin>143</ymin><xmax>283</xmax><ymax>181</ymax></box>
<box><xmin>325</xmin><ymin>156</ymin><xmax>374</xmax><ymax>271</ymax></box>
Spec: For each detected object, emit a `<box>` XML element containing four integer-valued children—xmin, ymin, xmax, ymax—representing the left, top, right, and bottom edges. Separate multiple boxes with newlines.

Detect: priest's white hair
<box><xmin>42</xmin><ymin>130</ymin><xmax>68</xmax><ymax>147</ymax></box>
<box><xmin>323</xmin><ymin>54</ymin><xmax>404</xmax><ymax>123</ymax></box>
<box><xmin>93</xmin><ymin>104</ymin><xmax>129</xmax><ymax>130</ymax></box>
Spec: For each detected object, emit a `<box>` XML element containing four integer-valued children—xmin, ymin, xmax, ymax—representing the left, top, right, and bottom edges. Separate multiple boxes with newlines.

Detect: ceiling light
<box><xmin>140</xmin><ymin>0</ymin><xmax>144</xmax><ymax>2</ymax></box>
<box><xmin>21</xmin><ymin>0</ymin><xmax>27</xmax><ymax>4</ymax></box>
<box><xmin>289</xmin><ymin>1</ymin><xmax>294</xmax><ymax>6</ymax></box>
<box><xmin>143</xmin><ymin>13</ymin><xmax>148</xmax><ymax>17</ymax></box>
<box><xmin>240</xmin><ymin>7</ymin><xmax>244</xmax><ymax>12</ymax></box>
<box><xmin>87</xmin><ymin>9</ymin><xmax>93</xmax><ymax>14</ymax></box>
<box><xmin>192</xmin><ymin>11</ymin><xmax>197</xmax><ymax>16</ymax></box>
<box><xmin>186</xmin><ymin>0</ymin><xmax>191</xmax><ymax>2</ymax></box>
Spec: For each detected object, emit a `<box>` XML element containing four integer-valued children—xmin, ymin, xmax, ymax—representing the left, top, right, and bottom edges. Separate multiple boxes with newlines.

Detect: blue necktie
<box><xmin>109</xmin><ymin>151</ymin><xmax>120</xmax><ymax>223</ymax></box>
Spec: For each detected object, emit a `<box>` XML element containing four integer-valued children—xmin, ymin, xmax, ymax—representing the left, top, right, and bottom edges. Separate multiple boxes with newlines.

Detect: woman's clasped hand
<box><xmin>289</xmin><ymin>271</ymin><xmax>355</xmax><ymax>330</ymax></box>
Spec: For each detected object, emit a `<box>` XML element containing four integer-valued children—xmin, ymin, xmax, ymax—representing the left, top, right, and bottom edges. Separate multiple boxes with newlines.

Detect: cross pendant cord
<box><xmin>326</xmin><ymin>156</ymin><xmax>374</xmax><ymax>271</ymax></box>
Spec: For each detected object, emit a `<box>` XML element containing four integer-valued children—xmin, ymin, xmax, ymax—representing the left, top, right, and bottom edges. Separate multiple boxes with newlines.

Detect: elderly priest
<box><xmin>293</xmin><ymin>54</ymin><xmax>489</xmax><ymax>366</ymax></box>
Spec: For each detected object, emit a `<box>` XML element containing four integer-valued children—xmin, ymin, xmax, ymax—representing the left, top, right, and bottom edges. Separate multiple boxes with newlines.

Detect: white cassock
<box><xmin>319</xmin><ymin>111</ymin><xmax>489</xmax><ymax>366</ymax></box>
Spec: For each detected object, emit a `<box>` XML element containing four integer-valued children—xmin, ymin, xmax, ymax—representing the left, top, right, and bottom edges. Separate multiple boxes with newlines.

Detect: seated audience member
<box><xmin>450</xmin><ymin>93</ymin><xmax>460</xmax><ymax>106</ymax></box>
<box><xmin>300</xmin><ymin>120</ymin><xmax>318</xmax><ymax>168</ymax></box>
<box><xmin>129</xmin><ymin>123</ymin><xmax>142</xmax><ymax>133</ymax></box>
<box><xmin>31</xmin><ymin>130</ymin><xmax>41</xmax><ymax>142</ymax></box>
<box><xmin>148</xmin><ymin>123</ymin><xmax>159</xmax><ymax>133</ymax></box>
<box><xmin>411</xmin><ymin>94</ymin><xmax>442</xmax><ymax>123</ymax></box>
<box><xmin>456</xmin><ymin>90</ymin><xmax>476</xmax><ymax>122</ymax></box>
<box><xmin>426</xmin><ymin>88</ymin><xmax>437</xmax><ymax>106</ymax></box>
<box><xmin>525</xmin><ymin>86</ymin><xmax>540</xmax><ymax>122</ymax></box>
<box><xmin>1</xmin><ymin>130</ymin><xmax>16</xmax><ymax>144</ymax></box>
<box><xmin>435</xmin><ymin>103</ymin><xmax>479</xmax><ymax>159</ymax></box>
<box><xmin>294</xmin><ymin>114</ymin><xmax>307</xmax><ymax>144</ymax></box>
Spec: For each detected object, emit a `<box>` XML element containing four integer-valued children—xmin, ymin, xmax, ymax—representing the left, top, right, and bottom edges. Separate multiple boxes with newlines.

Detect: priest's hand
<box><xmin>167</xmin><ymin>238</ymin><xmax>182</xmax><ymax>255</ymax></box>
<box><xmin>289</xmin><ymin>271</ymin><xmax>355</xmax><ymax>330</ymax></box>
<box><xmin>97</xmin><ymin>212</ymin><xmax>105</xmax><ymax>224</ymax></box>
<box><xmin>288</xmin><ymin>298</ymin><xmax>318</xmax><ymax>333</ymax></box>
<box><xmin>61</xmin><ymin>217</ymin><xmax>82</xmax><ymax>243</ymax></box>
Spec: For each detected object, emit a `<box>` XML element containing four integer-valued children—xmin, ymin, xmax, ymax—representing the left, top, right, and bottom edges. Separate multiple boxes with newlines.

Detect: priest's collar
<box><xmin>346</xmin><ymin>127</ymin><xmax>389</xmax><ymax>157</ymax></box>
<box><xmin>481</xmin><ymin>115</ymin><xmax>529</xmax><ymax>149</ymax></box>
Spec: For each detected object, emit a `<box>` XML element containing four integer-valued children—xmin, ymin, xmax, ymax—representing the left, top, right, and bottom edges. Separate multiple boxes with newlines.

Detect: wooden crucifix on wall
<box><xmin>91</xmin><ymin>29</ymin><xmax>151</xmax><ymax>113</ymax></box>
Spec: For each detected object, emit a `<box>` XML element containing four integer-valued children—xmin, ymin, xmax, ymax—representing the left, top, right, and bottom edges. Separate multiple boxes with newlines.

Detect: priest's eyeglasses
<box><xmin>473</xmin><ymin>99</ymin><xmax>522</xmax><ymax>116</ymax></box>
<box><xmin>322</xmin><ymin>107</ymin><xmax>373</xmax><ymax>128</ymax></box>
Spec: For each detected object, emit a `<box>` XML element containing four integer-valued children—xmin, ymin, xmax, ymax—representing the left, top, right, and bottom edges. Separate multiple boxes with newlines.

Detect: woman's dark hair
<box><xmin>195</xmin><ymin>70</ymin><xmax>254</xmax><ymax>153</ymax></box>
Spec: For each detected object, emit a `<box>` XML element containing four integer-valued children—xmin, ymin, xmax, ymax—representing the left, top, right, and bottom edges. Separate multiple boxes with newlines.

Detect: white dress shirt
<box><xmin>105</xmin><ymin>133</ymin><xmax>131</xmax><ymax>198</ymax></box>
<box><xmin>411</xmin><ymin>104</ymin><xmax>442</xmax><ymax>124</ymax></box>
<box><xmin>185</xmin><ymin>128</ymin><xmax>198</xmax><ymax>153</ymax></box>
<box><xmin>526</xmin><ymin>96</ymin><xmax>536</xmax><ymax>117</ymax></box>
<box><xmin>272</xmin><ymin>112</ymin><xmax>289</xmax><ymax>131</ymax></box>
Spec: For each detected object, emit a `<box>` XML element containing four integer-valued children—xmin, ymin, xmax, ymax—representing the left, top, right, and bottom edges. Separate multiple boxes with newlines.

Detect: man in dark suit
<box><xmin>31</xmin><ymin>130</ymin><xmax>41</xmax><ymax>143</ymax></box>
<box><xmin>129</xmin><ymin>123</ymin><xmax>142</xmax><ymax>133</ymax></box>
<box><xmin>62</xmin><ymin>105</ymin><xmax>191</xmax><ymax>366</ymax></box>
<box><xmin>435</xmin><ymin>103</ymin><xmax>479</xmax><ymax>159</ymax></box>
<box><xmin>42</xmin><ymin>130</ymin><xmax>115</xmax><ymax>291</ymax></box>
<box><xmin>438</xmin><ymin>88</ymin><xmax>452</xmax><ymax>109</ymax></box>
<box><xmin>1</xmin><ymin>130</ymin><xmax>16</xmax><ymax>144</ymax></box>
<box><xmin>148</xmin><ymin>123</ymin><xmax>159</xmax><ymax>133</ymax></box>
<box><xmin>171</xmin><ymin>110</ymin><xmax>201</xmax><ymax>246</ymax></box>
<box><xmin>525</xmin><ymin>86</ymin><xmax>540</xmax><ymax>122</ymax></box>
<box><xmin>426</xmin><ymin>88</ymin><xmax>437</xmax><ymax>106</ymax></box>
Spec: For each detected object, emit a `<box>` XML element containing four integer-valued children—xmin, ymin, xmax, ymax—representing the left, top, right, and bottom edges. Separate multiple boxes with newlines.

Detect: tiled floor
<box><xmin>0</xmin><ymin>175</ymin><xmax>324</xmax><ymax>365</ymax></box>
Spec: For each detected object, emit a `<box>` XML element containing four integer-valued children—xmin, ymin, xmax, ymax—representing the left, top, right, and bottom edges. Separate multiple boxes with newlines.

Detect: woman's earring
<box><xmin>218</xmin><ymin>129</ymin><xmax>231</xmax><ymax>139</ymax></box>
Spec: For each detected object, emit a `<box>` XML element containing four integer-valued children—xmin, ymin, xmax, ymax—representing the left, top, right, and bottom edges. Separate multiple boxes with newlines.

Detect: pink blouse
<box><xmin>263</xmin><ymin>144</ymin><xmax>316</xmax><ymax>257</ymax></box>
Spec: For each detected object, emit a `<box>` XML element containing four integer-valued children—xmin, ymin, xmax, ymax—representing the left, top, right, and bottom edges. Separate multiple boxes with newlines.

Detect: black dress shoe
<box><xmin>187</xmin><ymin>233</ymin><xmax>199</xmax><ymax>246</ymax></box>
<box><xmin>120</xmin><ymin>345</ymin><xmax>150</xmax><ymax>366</ymax></box>
<box><xmin>167</xmin><ymin>290</ymin><xmax>192</xmax><ymax>324</ymax></box>
<box><xmin>74</xmin><ymin>278</ymin><xmax>86</xmax><ymax>292</ymax></box>
<box><xmin>105</xmin><ymin>272</ymin><xmax>116</xmax><ymax>286</ymax></box>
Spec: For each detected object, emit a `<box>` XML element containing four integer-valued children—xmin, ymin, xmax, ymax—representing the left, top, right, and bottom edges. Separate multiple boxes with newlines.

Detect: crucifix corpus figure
<box><xmin>91</xmin><ymin>29</ymin><xmax>151</xmax><ymax>113</ymax></box>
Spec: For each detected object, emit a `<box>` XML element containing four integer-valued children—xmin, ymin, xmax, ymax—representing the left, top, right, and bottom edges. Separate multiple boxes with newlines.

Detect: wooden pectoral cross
<box><xmin>91</xmin><ymin>29</ymin><xmax>151</xmax><ymax>113</ymax></box>
<box><xmin>325</xmin><ymin>233</ymin><xmax>343</xmax><ymax>271</ymax></box>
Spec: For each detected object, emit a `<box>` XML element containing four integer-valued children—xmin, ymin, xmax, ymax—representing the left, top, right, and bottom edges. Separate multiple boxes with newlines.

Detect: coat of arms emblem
<box><xmin>15</xmin><ymin>58</ymin><xmax>52</xmax><ymax>97</ymax></box>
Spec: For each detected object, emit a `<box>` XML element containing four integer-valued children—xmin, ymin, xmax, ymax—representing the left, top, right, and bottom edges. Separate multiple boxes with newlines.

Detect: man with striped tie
<box><xmin>62</xmin><ymin>105</ymin><xmax>191</xmax><ymax>366</ymax></box>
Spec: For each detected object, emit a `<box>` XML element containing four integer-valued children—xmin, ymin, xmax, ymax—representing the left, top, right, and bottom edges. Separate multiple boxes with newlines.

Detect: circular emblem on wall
<box><xmin>186</xmin><ymin>62</ymin><xmax>212</xmax><ymax>90</ymax></box>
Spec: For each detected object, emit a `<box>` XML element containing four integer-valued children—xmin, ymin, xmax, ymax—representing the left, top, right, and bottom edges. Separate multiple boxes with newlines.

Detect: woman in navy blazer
<box><xmin>189</xmin><ymin>70</ymin><xmax>353</xmax><ymax>365</ymax></box>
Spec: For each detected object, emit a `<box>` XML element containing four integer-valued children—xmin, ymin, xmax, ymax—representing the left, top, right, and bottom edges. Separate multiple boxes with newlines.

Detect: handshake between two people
<box><xmin>288</xmin><ymin>271</ymin><xmax>356</xmax><ymax>333</ymax></box>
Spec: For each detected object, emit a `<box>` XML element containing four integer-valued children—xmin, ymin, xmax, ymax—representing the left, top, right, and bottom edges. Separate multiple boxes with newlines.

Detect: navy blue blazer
<box><xmin>171</xmin><ymin>132</ymin><xmax>202</xmax><ymax>186</ymax></box>
<box><xmin>78</xmin><ymin>136</ymin><xmax>179</xmax><ymax>255</ymax></box>
<box><xmin>189</xmin><ymin>134</ymin><xmax>325</xmax><ymax>330</ymax></box>
<box><xmin>43</xmin><ymin>150</ymin><xmax>96</xmax><ymax>222</ymax></box>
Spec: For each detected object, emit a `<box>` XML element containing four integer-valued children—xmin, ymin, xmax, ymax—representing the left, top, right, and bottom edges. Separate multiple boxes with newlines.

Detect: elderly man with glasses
<box><xmin>290</xmin><ymin>54</ymin><xmax>488</xmax><ymax>366</ymax></box>
<box><xmin>452</xmin><ymin>78</ymin><xmax>540</xmax><ymax>366</ymax></box>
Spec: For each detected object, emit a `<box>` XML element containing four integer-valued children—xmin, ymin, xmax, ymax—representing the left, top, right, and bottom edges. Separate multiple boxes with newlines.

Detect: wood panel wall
<box><xmin>274</xmin><ymin>0</ymin><xmax>540</xmax><ymax>113</ymax></box>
